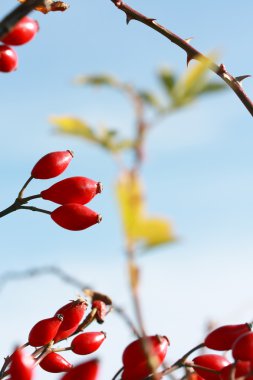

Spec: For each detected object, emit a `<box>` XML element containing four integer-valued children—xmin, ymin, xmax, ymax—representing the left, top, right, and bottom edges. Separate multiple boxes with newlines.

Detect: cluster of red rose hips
<box><xmin>0</xmin><ymin>150</ymin><xmax>103</xmax><ymax>231</ymax></box>
<box><xmin>0</xmin><ymin>16</ymin><xmax>39</xmax><ymax>72</ymax></box>
<box><xmin>4</xmin><ymin>297</ymin><xmax>108</xmax><ymax>379</ymax></box>
<box><xmin>190</xmin><ymin>322</ymin><xmax>253</xmax><ymax>380</ymax></box>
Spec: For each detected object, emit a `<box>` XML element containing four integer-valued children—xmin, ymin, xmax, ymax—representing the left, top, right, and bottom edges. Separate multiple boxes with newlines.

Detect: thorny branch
<box><xmin>111</xmin><ymin>0</ymin><xmax>253</xmax><ymax>117</ymax></box>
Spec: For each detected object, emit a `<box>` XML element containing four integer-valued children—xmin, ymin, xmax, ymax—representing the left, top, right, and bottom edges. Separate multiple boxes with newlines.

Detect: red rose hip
<box><xmin>232</xmin><ymin>331</ymin><xmax>253</xmax><ymax>361</ymax></box>
<box><xmin>31</xmin><ymin>150</ymin><xmax>73</xmax><ymax>179</ymax></box>
<box><xmin>9</xmin><ymin>348</ymin><xmax>34</xmax><ymax>380</ymax></box>
<box><xmin>55</xmin><ymin>298</ymin><xmax>87</xmax><ymax>331</ymax></box>
<box><xmin>122</xmin><ymin>335</ymin><xmax>169</xmax><ymax>379</ymax></box>
<box><xmin>41</xmin><ymin>176</ymin><xmax>102</xmax><ymax>205</ymax></box>
<box><xmin>192</xmin><ymin>354</ymin><xmax>230</xmax><ymax>380</ymax></box>
<box><xmin>2</xmin><ymin>17</ymin><xmax>39</xmax><ymax>46</ymax></box>
<box><xmin>60</xmin><ymin>358</ymin><xmax>99</xmax><ymax>380</ymax></box>
<box><xmin>204</xmin><ymin>323</ymin><xmax>251</xmax><ymax>351</ymax></box>
<box><xmin>39</xmin><ymin>352</ymin><xmax>72</xmax><ymax>373</ymax></box>
<box><xmin>28</xmin><ymin>314</ymin><xmax>63</xmax><ymax>347</ymax></box>
<box><xmin>0</xmin><ymin>45</ymin><xmax>18</xmax><ymax>72</ymax></box>
<box><xmin>51</xmin><ymin>204</ymin><xmax>102</xmax><ymax>231</ymax></box>
<box><xmin>71</xmin><ymin>332</ymin><xmax>106</xmax><ymax>355</ymax></box>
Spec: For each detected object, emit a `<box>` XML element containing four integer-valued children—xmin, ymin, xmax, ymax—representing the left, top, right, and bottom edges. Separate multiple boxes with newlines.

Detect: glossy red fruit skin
<box><xmin>39</xmin><ymin>352</ymin><xmax>72</xmax><ymax>373</ymax></box>
<box><xmin>28</xmin><ymin>314</ymin><xmax>63</xmax><ymax>347</ymax></box>
<box><xmin>31</xmin><ymin>150</ymin><xmax>73</xmax><ymax>179</ymax></box>
<box><xmin>2</xmin><ymin>17</ymin><xmax>39</xmax><ymax>46</ymax></box>
<box><xmin>51</xmin><ymin>203</ymin><xmax>102</xmax><ymax>231</ymax></box>
<box><xmin>122</xmin><ymin>335</ymin><xmax>169</xmax><ymax>379</ymax></box>
<box><xmin>204</xmin><ymin>323</ymin><xmax>251</xmax><ymax>351</ymax></box>
<box><xmin>41</xmin><ymin>176</ymin><xmax>102</xmax><ymax>205</ymax></box>
<box><xmin>60</xmin><ymin>358</ymin><xmax>99</xmax><ymax>380</ymax></box>
<box><xmin>232</xmin><ymin>331</ymin><xmax>253</xmax><ymax>361</ymax></box>
<box><xmin>71</xmin><ymin>332</ymin><xmax>106</xmax><ymax>355</ymax></box>
<box><xmin>54</xmin><ymin>323</ymin><xmax>79</xmax><ymax>343</ymax></box>
<box><xmin>9</xmin><ymin>348</ymin><xmax>34</xmax><ymax>380</ymax></box>
<box><xmin>55</xmin><ymin>299</ymin><xmax>87</xmax><ymax>331</ymax></box>
<box><xmin>92</xmin><ymin>300</ymin><xmax>107</xmax><ymax>324</ymax></box>
<box><xmin>220</xmin><ymin>361</ymin><xmax>252</xmax><ymax>380</ymax></box>
<box><xmin>0</xmin><ymin>45</ymin><xmax>18</xmax><ymax>72</ymax></box>
<box><xmin>192</xmin><ymin>354</ymin><xmax>230</xmax><ymax>380</ymax></box>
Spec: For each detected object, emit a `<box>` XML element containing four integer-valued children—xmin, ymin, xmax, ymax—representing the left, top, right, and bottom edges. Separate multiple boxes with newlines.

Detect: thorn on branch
<box><xmin>187</xmin><ymin>53</ymin><xmax>195</xmax><ymax>66</ymax></box>
<box><xmin>126</xmin><ymin>14</ymin><xmax>134</xmax><ymax>24</ymax></box>
<box><xmin>185</xmin><ymin>37</ymin><xmax>193</xmax><ymax>43</ymax></box>
<box><xmin>235</xmin><ymin>74</ymin><xmax>251</xmax><ymax>85</ymax></box>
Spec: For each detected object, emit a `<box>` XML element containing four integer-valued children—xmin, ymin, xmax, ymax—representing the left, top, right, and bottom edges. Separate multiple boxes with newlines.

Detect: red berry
<box><xmin>232</xmin><ymin>331</ymin><xmax>253</xmax><ymax>361</ymax></box>
<box><xmin>71</xmin><ymin>332</ymin><xmax>106</xmax><ymax>355</ymax></box>
<box><xmin>54</xmin><ymin>323</ymin><xmax>79</xmax><ymax>343</ymax></box>
<box><xmin>39</xmin><ymin>352</ymin><xmax>72</xmax><ymax>373</ymax></box>
<box><xmin>122</xmin><ymin>335</ymin><xmax>169</xmax><ymax>379</ymax></box>
<box><xmin>220</xmin><ymin>361</ymin><xmax>252</xmax><ymax>380</ymax></box>
<box><xmin>51</xmin><ymin>204</ymin><xmax>102</xmax><ymax>231</ymax></box>
<box><xmin>41</xmin><ymin>176</ymin><xmax>102</xmax><ymax>205</ymax></box>
<box><xmin>55</xmin><ymin>299</ymin><xmax>87</xmax><ymax>331</ymax></box>
<box><xmin>28</xmin><ymin>314</ymin><xmax>63</xmax><ymax>347</ymax></box>
<box><xmin>31</xmin><ymin>150</ymin><xmax>73</xmax><ymax>179</ymax></box>
<box><xmin>0</xmin><ymin>45</ymin><xmax>18</xmax><ymax>72</ymax></box>
<box><xmin>2</xmin><ymin>17</ymin><xmax>39</xmax><ymax>46</ymax></box>
<box><xmin>92</xmin><ymin>300</ymin><xmax>107</xmax><ymax>324</ymax></box>
<box><xmin>9</xmin><ymin>348</ymin><xmax>34</xmax><ymax>380</ymax></box>
<box><xmin>204</xmin><ymin>323</ymin><xmax>251</xmax><ymax>351</ymax></box>
<box><xmin>192</xmin><ymin>354</ymin><xmax>230</xmax><ymax>380</ymax></box>
<box><xmin>60</xmin><ymin>358</ymin><xmax>99</xmax><ymax>380</ymax></box>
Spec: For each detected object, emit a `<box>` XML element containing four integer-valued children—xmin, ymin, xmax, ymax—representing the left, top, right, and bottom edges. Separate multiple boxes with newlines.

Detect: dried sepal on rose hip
<box><xmin>192</xmin><ymin>354</ymin><xmax>230</xmax><ymax>380</ymax></box>
<box><xmin>39</xmin><ymin>352</ymin><xmax>72</xmax><ymax>373</ymax></box>
<box><xmin>28</xmin><ymin>314</ymin><xmax>63</xmax><ymax>347</ymax></box>
<box><xmin>204</xmin><ymin>323</ymin><xmax>252</xmax><ymax>351</ymax></box>
<box><xmin>41</xmin><ymin>176</ymin><xmax>103</xmax><ymax>205</ymax></box>
<box><xmin>71</xmin><ymin>332</ymin><xmax>106</xmax><ymax>355</ymax></box>
<box><xmin>9</xmin><ymin>348</ymin><xmax>34</xmax><ymax>380</ymax></box>
<box><xmin>0</xmin><ymin>45</ymin><xmax>18</xmax><ymax>73</ymax></box>
<box><xmin>1</xmin><ymin>17</ymin><xmax>39</xmax><ymax>46</ymax></box>
<box><xmin>31</xmin><ymin>150</ymin><xmax>73</xmax><ymax>179</ymax></box>
<box><xmin>51</xmin><ymin>203</ymin><xmax>102</xmax><ymax>231</ymax></box>
<box><xmin>122</xmin><ymin>335</ymin><xmax>169</xmax><ymax>380</ymax></box>
<box><xmin>60</xmin><ymin>358</ymin><xmax>99</xmax><ymax>380</ymax></box>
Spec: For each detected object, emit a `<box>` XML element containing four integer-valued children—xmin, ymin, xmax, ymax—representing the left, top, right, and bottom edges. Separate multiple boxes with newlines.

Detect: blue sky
<box><xmin>1</xmin><ymin>1</ymin><xmax>253</xmax><ymax>379</ymax></box>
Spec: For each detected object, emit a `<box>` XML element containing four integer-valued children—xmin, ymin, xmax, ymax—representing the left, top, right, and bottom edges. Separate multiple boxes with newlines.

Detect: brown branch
<box><xmin>111</xmin><ymin>1</ymin><xmax>253</xmax><ymax>117</ymax></box>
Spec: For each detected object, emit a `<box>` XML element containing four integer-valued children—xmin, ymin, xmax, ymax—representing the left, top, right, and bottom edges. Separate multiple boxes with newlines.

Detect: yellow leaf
<box><xmin>50</xmin><ymin>116</ymin><xmax>96</xmax><ymax>142</ymax></box>
<box><xmin>116</xmin><ymin>171</ymin><xmax>175</xmax><ymax>249</ymax></box>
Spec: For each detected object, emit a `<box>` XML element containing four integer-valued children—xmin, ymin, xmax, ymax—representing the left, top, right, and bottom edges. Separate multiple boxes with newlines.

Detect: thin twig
<box><xmin>111</xmin><ymin>0</ymin><xmax>253</xmax><ymax>117</ymax></box>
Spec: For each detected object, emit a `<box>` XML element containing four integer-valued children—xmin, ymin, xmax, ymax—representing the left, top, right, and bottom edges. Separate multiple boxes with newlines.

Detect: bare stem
<box><xmin>17</xmin><ymin>176</ymin><xmax>33</xmax><ymax>199</ymax></box>
<box><xmin>111</xmin><ymin>0</ymin><xmax>253</xmax><ymax>116</ymax></box>
<box><xmin>111</xmin><ymin>366</ymin><xmax>124</xmax><ymax>380</ymax></box>
<box><xmin>19</xmin><ymin>205</ymin><xmax>51</xmax><ymax>215</ymax></box>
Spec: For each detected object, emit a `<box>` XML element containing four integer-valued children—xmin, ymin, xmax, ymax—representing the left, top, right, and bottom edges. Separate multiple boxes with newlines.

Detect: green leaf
<box><xmin>74</xmin><ymin>74</ymin><xmax>119</xmax><ymax>87</ymax></box>
<box><xmin>138</xmin><ymin>90</ymin><xmax>162</xmax><ymax>109</ymax></box>
<box><xmin>197</xmin><ymin>82</ymin><xmax>226</xmax><ymax>95</ymax></box>
<box><xmin>158</xmin><ymin>68</ymin><xmax>177</xmax><ymax>95</ymax></box>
